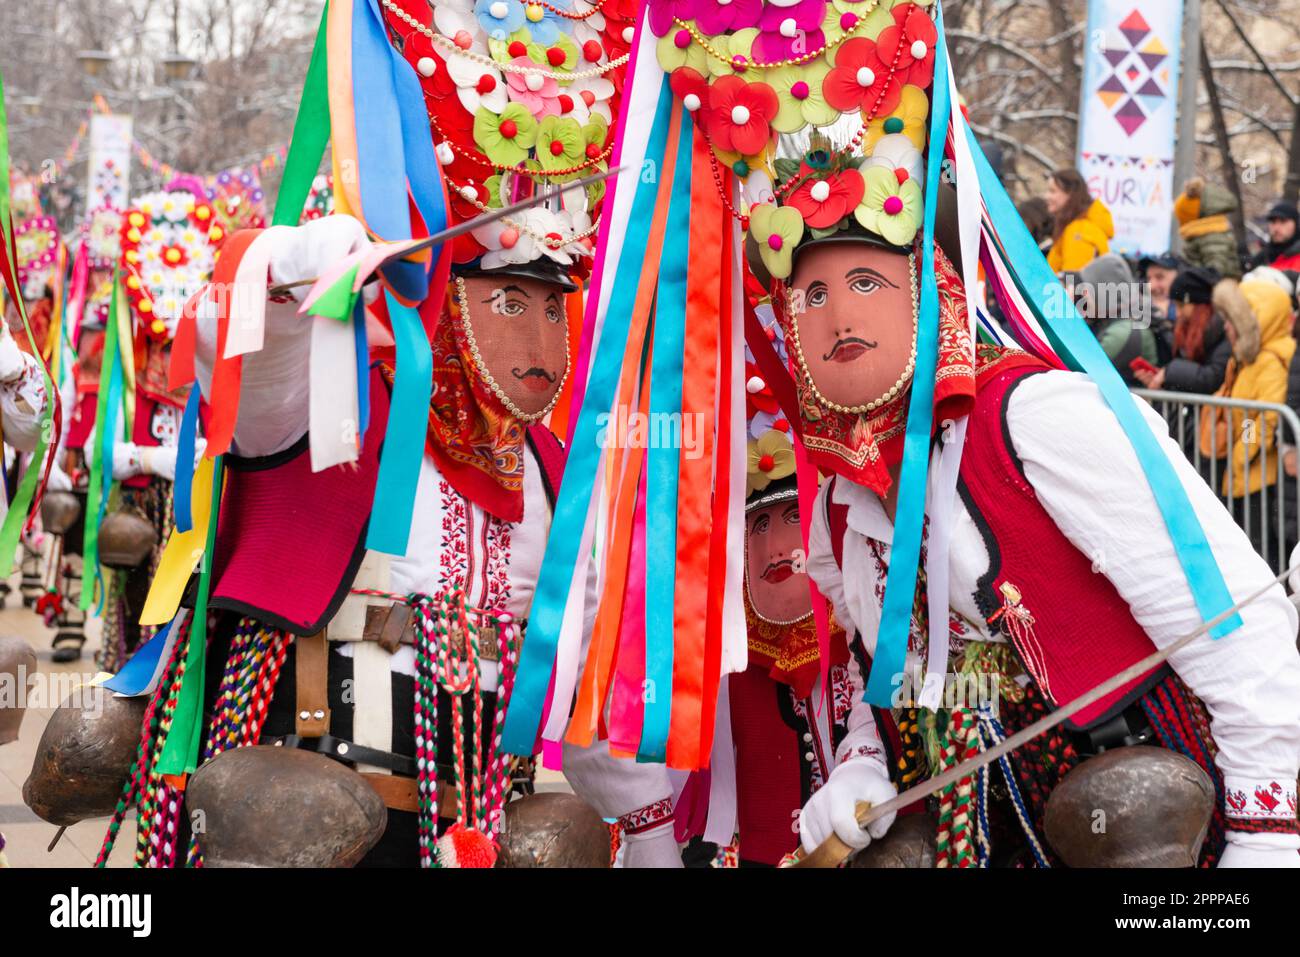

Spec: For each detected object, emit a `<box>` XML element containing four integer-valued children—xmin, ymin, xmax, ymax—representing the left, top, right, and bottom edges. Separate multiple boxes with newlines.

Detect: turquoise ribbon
<box><xmin>864</xmin><ymin>4</ymin><xmax>952</xmax><ymax>706</ymax></box>
<box><xmin>639</xmin><ymin>108</ymin><xmax>695</xmax><ymax>761</ymax></box>
<box><xmin>366</xmin><ymin>292</ymin><xmax>433</xmax><ymax>555</ymax></box>
<box><xmin>965</xmin><ymin>123</ymin><xmax>1241</xmax><ymax>639</ymax></box>
<box><xmin>500</xmin><ymin>79</ymin><xmax>676</xmax><ymax>756</ymax></box>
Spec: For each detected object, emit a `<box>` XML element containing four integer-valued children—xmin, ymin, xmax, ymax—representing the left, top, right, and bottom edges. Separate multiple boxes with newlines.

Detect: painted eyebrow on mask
<box><xmin>483</xmin><ymin>284</ymin><xmax>530</xmax><ymax>304</ymax></box>
<box><xmin>845</xmin><ymin>266</ymin><xmax>899</xmax><ymax>288</ymax></box>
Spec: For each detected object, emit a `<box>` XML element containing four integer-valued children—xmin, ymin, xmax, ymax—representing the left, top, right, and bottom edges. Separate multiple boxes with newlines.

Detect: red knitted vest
<box><xmin>728</xmin><ymin>665</ymin><xmax>804</xmax><ymax>865</ymax></box>
<box><xmin>956</xmin><ymin>355</ymin><xmax>1166</xmax><ymax>728</ymax></box>
<box><xmin>826</xmin><ymin>353</ymin><xmax>1166</xmax><ymax>729</ymax></box>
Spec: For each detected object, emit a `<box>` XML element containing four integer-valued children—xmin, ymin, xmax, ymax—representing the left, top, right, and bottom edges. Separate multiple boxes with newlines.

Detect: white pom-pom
<box><xmin>417</xmin><ymin>56</ymin><xmax>436</xmax><ymax>77</ymax></box>
<box><xmin>810</xmin><ymin>180</ymin><xmax>830</xmax><ymax>202</ymax></box>
<box><xmin>911</xmin><ymin>39</ymin><xmax>928</xmax><ymax>59</ymax></box>
<box><xmin>525</xmin><ymin>73</ymin><xmax>545</xmax><ymax>92</ymax></box>
<box><xmin>746</xmin><ymin>375</ymin><xmax>766</xmax><ymax>394</ymax></box>
<box><xmin>436</xmin><ymin>142</ymin><xmax>455</xmax><ymax>165</ymax></box>
<box><xmin>622</xmin><ymin>26</ymin><xmax>635</xmax><ymax>43</ymax></box>
<box><xmin>683</xmin><ymin>93</ymin><xmax>701</xmax><ymax>112</ymax></box>
<box><xmin>489</xmin><ymin>1</ymin><xmax>508</xmax><ymax>18</ymax></box>
<box><xmin>459</xmin><ymin>184</ymin><xmax>478</xmax><ymax>201</ymax></box>
<box><xmin>731</xmin><ymin>104</ymin><xmax>751</xmax><ymax>125</ymax></box>
<box><xmin>780</xmin><ymin>17</ymin><xmax>797</xmax><ymax>38</ymax></box>
<box><xmin>718</xmin><ymin>0</ymin><xmax>732</xmax><ymax>5</ymax></box>
<box><xmin>856</xmin><ymin>67</ymin><xmax>875</xmax><ymax>87</ymax></box>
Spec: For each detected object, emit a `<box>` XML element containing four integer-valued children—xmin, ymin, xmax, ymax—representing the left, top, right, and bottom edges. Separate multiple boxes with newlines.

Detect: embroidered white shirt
<box><xmin>807</xmin><ymin>369</ymin><xmax>1300</xmax><ymax>841</ymax></box>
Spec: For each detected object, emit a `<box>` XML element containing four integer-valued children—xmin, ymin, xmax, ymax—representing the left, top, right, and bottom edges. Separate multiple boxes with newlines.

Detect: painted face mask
<box><xmin>455</xmin><ymin>274</ymin><xmax>571</xmax><ymax>420</ymax></box>
<box><xmin>745</xmin><ymin>495</ymin><xmax>812</xmax><ymax>625</ymax></box>
<box><xmin>787</xmin><ymin>240</ymin><xmax>918</xmax><ymax>413</ymax></box>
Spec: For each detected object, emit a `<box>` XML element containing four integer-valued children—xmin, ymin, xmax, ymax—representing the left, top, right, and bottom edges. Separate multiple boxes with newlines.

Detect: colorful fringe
<box><xmin>934</xmin><ymin>708</ymin><xmax>979</xmax><ymax>868</ymax></box>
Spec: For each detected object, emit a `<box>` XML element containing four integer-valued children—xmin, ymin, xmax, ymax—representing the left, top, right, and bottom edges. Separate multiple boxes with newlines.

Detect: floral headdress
<box><xmin>651</xmin><ymin>0</ymin><xmax>936</xmax><ymax>279</ymax></box>
<box><xmin>745</xmin><ymin>302</ymin><xmax>796</xmax><ymax>498</ymax></box>
<box><xmin>379</xmin><ymin>0</ymin><xmax>637</xmax><ymax>282</ymax></box>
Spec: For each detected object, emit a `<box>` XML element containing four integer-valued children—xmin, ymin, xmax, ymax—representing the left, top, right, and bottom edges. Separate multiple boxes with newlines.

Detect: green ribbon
<box><xmin>0</xmin><ymin>67</ymin><xmax>56</xmax><ymax>574</ymax></box>
<box><xmin>272</xmin><ymin>1</ymin><xmax>333</xmax><ymax>228</ymax></box>
<box><xmin>157</xmin><ymin>454</ymin><xmax>224</xmax><ymax>778</ymax></box>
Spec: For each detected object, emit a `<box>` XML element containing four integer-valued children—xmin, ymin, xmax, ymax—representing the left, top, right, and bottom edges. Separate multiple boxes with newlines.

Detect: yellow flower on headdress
<box><xmin>862</xmin><ymin>84</ymin><xmax>929</xmax><ymax>153</ymax></box>
<box><xmin>855</xmin><ymin>165</ymin><xmax>923</xmax><ymax>247</ymax></box>
<box><xmin>826</xmin><ymin>0</ymin><xmax>893</xmax><ymax>43</ymax></box>
<box><xmin>706</xmin><ymin>28</ymin><xmax>760</xmax><ymax>79</ymax></box>
<box><xmin>747</xmin><ymin>429</ymin><xmax>796</xmax><ymax>495</ymax></box>
<box><xmin>768</xmin><ymin>60</ymin><xmax>837</xmax><ymax>133</ymax></box>
<box><xmin>749</xmin><ymin>204</ymin><xmax>805</xmax><ymax>280</ymax></box>
<box><xmin>657</xmin><ymin>22</ymin><xmax>709</xmax><ymax>75</ymax></box>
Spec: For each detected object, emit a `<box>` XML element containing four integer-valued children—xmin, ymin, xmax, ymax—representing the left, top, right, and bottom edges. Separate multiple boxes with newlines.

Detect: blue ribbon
<box><xmin>355</xmin><ymin>0</ymin><xmax>450</xmax><ymax>302</ymax></box>
<box><xmin>173</xmin><ymin>387</ymin><xmax>200</xmax><ymax>533</ymax></box>
<box><xmin>639</xmin><ymin>107</ymin><xmax>694</xmax><ymax>761</ymax></box>
<box><xmin>353</xmin><ymin>294</ymin><xmax>371</xmax><ymax>443</ymax></box>
<box><xmin>366</xmin><ymin>292</ymin><xmax>433</xmax><ymax>556</ymax></box>
<box><xmin>965</xmin><ymin>123</ymin><xmax>1241</xmax><ymax>639</ymax></box>
<box><xmin>864</xmin><ymin>3</ymin><xmax>952</xmax><ymax>707</ymax></box>
<box><xmin>500</xmin><ymin>79</ymin><xmax>676</xmax><ymax>756</ymax></box>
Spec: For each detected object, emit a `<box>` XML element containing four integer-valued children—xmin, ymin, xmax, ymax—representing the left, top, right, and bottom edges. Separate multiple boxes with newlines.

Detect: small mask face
<box><xmin>788</xmin><ymin>242</ymin><xmax>916</xmax><ymax>410</ymax></box>
<box><xmin>745</xmin><ymin>499</ymin><xmax>812</xmax><ymax>622</ymax></box>
<box><xmin>459</xmin><ymin>273</ymin><xmax>569</xmax><ymax>416</ymax></box>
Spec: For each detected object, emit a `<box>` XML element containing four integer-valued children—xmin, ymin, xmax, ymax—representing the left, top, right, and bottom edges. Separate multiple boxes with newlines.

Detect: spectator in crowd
<box><xmin>1246</xmin><ymin>201</ymin><xmax>1300</xmax><ymax>272</ymax></box>
<box><xmin>1173</xmin><ymin>177</ymin><xmax>1243</xmax><ymax>279</ymax></box>
<box><xmin>1133</xmin><ymin>265</ymin><xmax>1236</xmax><ymax>396</ymax></box>
<box><xmin>1076</xmin><ymin>253</ymin><xmax>1158</xmax><ymax>386</ymax></box>
<box><xmin>1044</xmin><ymin>168</ymin><xmax>1114</xmax><ymax>273</ymax></box>
<box><xmin>1139</xmin><ymin>252</ymin><xmax>1180</xmax><ymax>365</ymax></box>
<box><xmin>1217</xmin><ymin>280</ymin><xmax>1296</xmax><ymax>568</ymax></box>
<box><xmin>1017</xmin><ymin>196</ymin><xmax>1054</xmax><ymax>254</ymax></box>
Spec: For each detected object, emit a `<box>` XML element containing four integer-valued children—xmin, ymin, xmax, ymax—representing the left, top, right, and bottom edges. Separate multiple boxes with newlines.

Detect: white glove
<box><xmin>620</xmin><ymin>820</ymin><xmax>684</xmax><ymax>869</ymax></box>
<box><xmin>0</xmin><ymin>322</ymin><xmax>27</xmax><ymax>383</ymax></box>
<box><xmin>799</xmin><ymin>758</ymin><xmax>897</xmax><ymax>855</ymax></box>
<box><xmin>270</xmin><ymin>215</ymin><xmax>372</xmax><ymax>304</ymax></box>
<box><xmin>1220</xmin><ymin>832</ymin><xmax>1300</xmax><ymax>868</ymax></box>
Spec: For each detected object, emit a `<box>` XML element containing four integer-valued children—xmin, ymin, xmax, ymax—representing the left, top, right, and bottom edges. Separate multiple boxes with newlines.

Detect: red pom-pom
<box><xmin>436</xmin><ymin>826</ymin><xmax>497</xmax><ymax>868</ymax></box>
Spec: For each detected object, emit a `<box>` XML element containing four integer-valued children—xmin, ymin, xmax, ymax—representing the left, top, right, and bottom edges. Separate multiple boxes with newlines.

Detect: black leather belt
<box><xmin>1068</xmin><ymin>702</ymin><xmax>1155</xmax><ymax>758</ymax></box>
<box><xmin>270</xmin><ymin>733</ymin><xmax>418</xmax><ymax>778</ymax></box>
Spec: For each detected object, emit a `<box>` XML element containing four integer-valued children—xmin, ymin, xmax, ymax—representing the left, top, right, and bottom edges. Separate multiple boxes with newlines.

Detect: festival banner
<box><xmin>86</xmin><ymin>112</ymin><xmax>133</xmax><ymax>209</ymax></box>
<box><xmin>1077</xmin><ymin>0</ymin><xmax>1184</xmax><ymax>255</ymax></box>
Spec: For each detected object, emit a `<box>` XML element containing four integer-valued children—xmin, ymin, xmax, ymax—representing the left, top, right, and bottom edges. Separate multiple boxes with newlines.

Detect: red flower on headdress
<box><xmin>823</xmin><ymin>38</ymin><xmax>901</xmax><ymax>115</ymax></box>
<box><xmin>704</xmin><ymin>75</ymin><xmax>779</xmax><ymax>156</ymax></box>
<box><xmin>669</xmin><ymin>67</ymin><xmax>711</xmax><ymax>121</ymax></box>
<box><xmin>785</xmin><ymin>167</ymin><xmax>866</xmax><ymax>229</ymax></box>
<box><xmin>876</xmin><ymin>4</ymin><xmax>937</xmax><ymax>89</ymax></box>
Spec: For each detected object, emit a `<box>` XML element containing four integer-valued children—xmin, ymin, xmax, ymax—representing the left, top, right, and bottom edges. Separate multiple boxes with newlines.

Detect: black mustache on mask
<box><xmin>512</xmin><ymin>366</ymin><xmax>557</xmax><ymax>382</ymax></box>
<box><xmin>822</xmin><ymin>336</ymin><xmax>876</xmax><ymax>361</ymax></box>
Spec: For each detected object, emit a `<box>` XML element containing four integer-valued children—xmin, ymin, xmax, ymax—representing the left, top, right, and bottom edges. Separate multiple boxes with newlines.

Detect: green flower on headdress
<box><xmin>706</xmin><ymin>28</ymin><xmax>759</xmax><ymax>79</ymax></box>
<box><xmin>536</xmin><ymin>115</ymin><xmax>586</xmax><ymax>172</ymax></box>
<box><xmin>749</xmin><ymin>204</ymin><xmax>805</xmax><ymax>280</ymax></box>
<box><xmin>475</xmin><ymin>104</ymin><xmax>539</xmax><ymax>167</ymax></box>
<box><xmin>825</xmin><ymin>1</ymin><xmax>893</xmax><ymax>43</ymax></box>
<box><xmin>584</xmin><ymin>114</ymin><xmax>609</xmax><ymax>154</ymax></box>
<box><xmin>488</xmin><ymin>28</ymin><xmax>534</xmax><ymax>66</ymax></box>
<box><xmin>768</xmin><ymin>59</ymin><xmax>837</xmax><ymax>134</ymax></box>
<box><xmin>528</xmin><ymin>34</ymin><xmax>580</xmax><ymax>79</ymax></box>
<box><xmin>863</xmin><ymin>84</ymin><xmax>929</xmax><ymax>152</ymax></box>
<box><xmin>483</xmin><ymin>174</ymin><xmax>505</xmax><ymax>208</ymax></box>
<box><xmin>657</xmin><ymin>22</ymin><xmax>710</xmax><ymax>75</ymax></box>
<box><xmin>854</xmin><ymin>165</ymin><xmax>923</xmax><ymax>247</ymax></box>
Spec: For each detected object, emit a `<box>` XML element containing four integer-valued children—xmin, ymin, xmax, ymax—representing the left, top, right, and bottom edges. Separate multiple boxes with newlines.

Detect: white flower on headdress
<box><xmin>449</xmin><ymin>55</ymin><xmax>509</xmax><ymax>113</ymax></box>
<box><xmin>433</xmin><ymin>0</ymin><xmax>476</xmax><ymax>12</ymax></box>
<box><xmin>474</xmin><ymin>217</ymin><xmax>542</xmax><ymax>268</ymax></box>
<box><xmin>556</xmin><ymin>208</ymin><xmax>593</xmax><ymax>258</ymax></box>
<box><xmin>529</xmin><ymin>208</ymin><xmax>578</xmax><ymax>264</ymax></box>
<box><xmin>860</xmin><ymin>133</ymin><xmax>925</xmax><ymax>186</ymax></box>
<box><xmin>742</xmin><ymin>167</ymin><xmax>776</xmax><ymax>207</ymax></box>
<box><xmin>565</xmin><ymin>74</ymin><xmax>615</xmax><ymax>122</ymax></box>
<box><xmin>572</xmin><ymin>0</ymin><xmax>605</xmax><ymax>29</ymax></box>
<box><xmin>435</xmin><ymin>6</ymin><xmax>487</xmax><ymax>47</ymax></box>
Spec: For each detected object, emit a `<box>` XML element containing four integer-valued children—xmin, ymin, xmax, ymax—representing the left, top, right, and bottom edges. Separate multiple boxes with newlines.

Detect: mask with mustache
<box><xmin>787</xmin><ymin>241</ymin><xmax>918</xmax><ymax>412</ymax></box>
<box><xmin>745</xmin><ymin>498</ymin><xmax>813</xmax><ymax>624</ymax></box>
<box><xmin>456</xmin><ymin>274</ymin><xmax>571</xmax><ymax>421</ymax></box>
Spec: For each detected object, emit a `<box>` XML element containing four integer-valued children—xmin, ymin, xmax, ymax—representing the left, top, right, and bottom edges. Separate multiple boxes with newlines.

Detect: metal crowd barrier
<box><xmin>1132</xmin><ymin>388</ymin><xmax>1300</xmax><ymax>574</ymax></box>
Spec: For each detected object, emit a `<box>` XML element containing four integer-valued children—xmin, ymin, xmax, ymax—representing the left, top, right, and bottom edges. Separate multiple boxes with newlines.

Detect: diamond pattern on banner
<box><xmin>1092</xmin><ymin>7</ymin><xmax>1172</xmax><ymax>138</ymax></box>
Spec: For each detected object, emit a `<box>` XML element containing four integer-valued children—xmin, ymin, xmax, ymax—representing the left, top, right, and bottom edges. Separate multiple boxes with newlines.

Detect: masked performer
<box><xmin>78</xmin><ymin>0</ymin><xmax>660</xmax><ymax>869</ymax></box>
<box><xmin>632</xmin><ymin>0</ymin><xmax>1299</xmax><ymax>867</ymax></box>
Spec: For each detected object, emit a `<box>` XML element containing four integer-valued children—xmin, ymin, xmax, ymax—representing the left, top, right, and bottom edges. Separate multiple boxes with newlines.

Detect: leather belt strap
<box><xmin>360</xmin><ymin>773</ymin><xmax>459</xmax><ymax>817</ymax></box>
<box><xmin>343</xmin><ymin>602</ymin><xmax>504</xmax><ymax>661</ymax></box>
<box><xmin>294</xmin><ymin>631</ymin><xmax>331</xmax><ymax>737</ymax></box>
